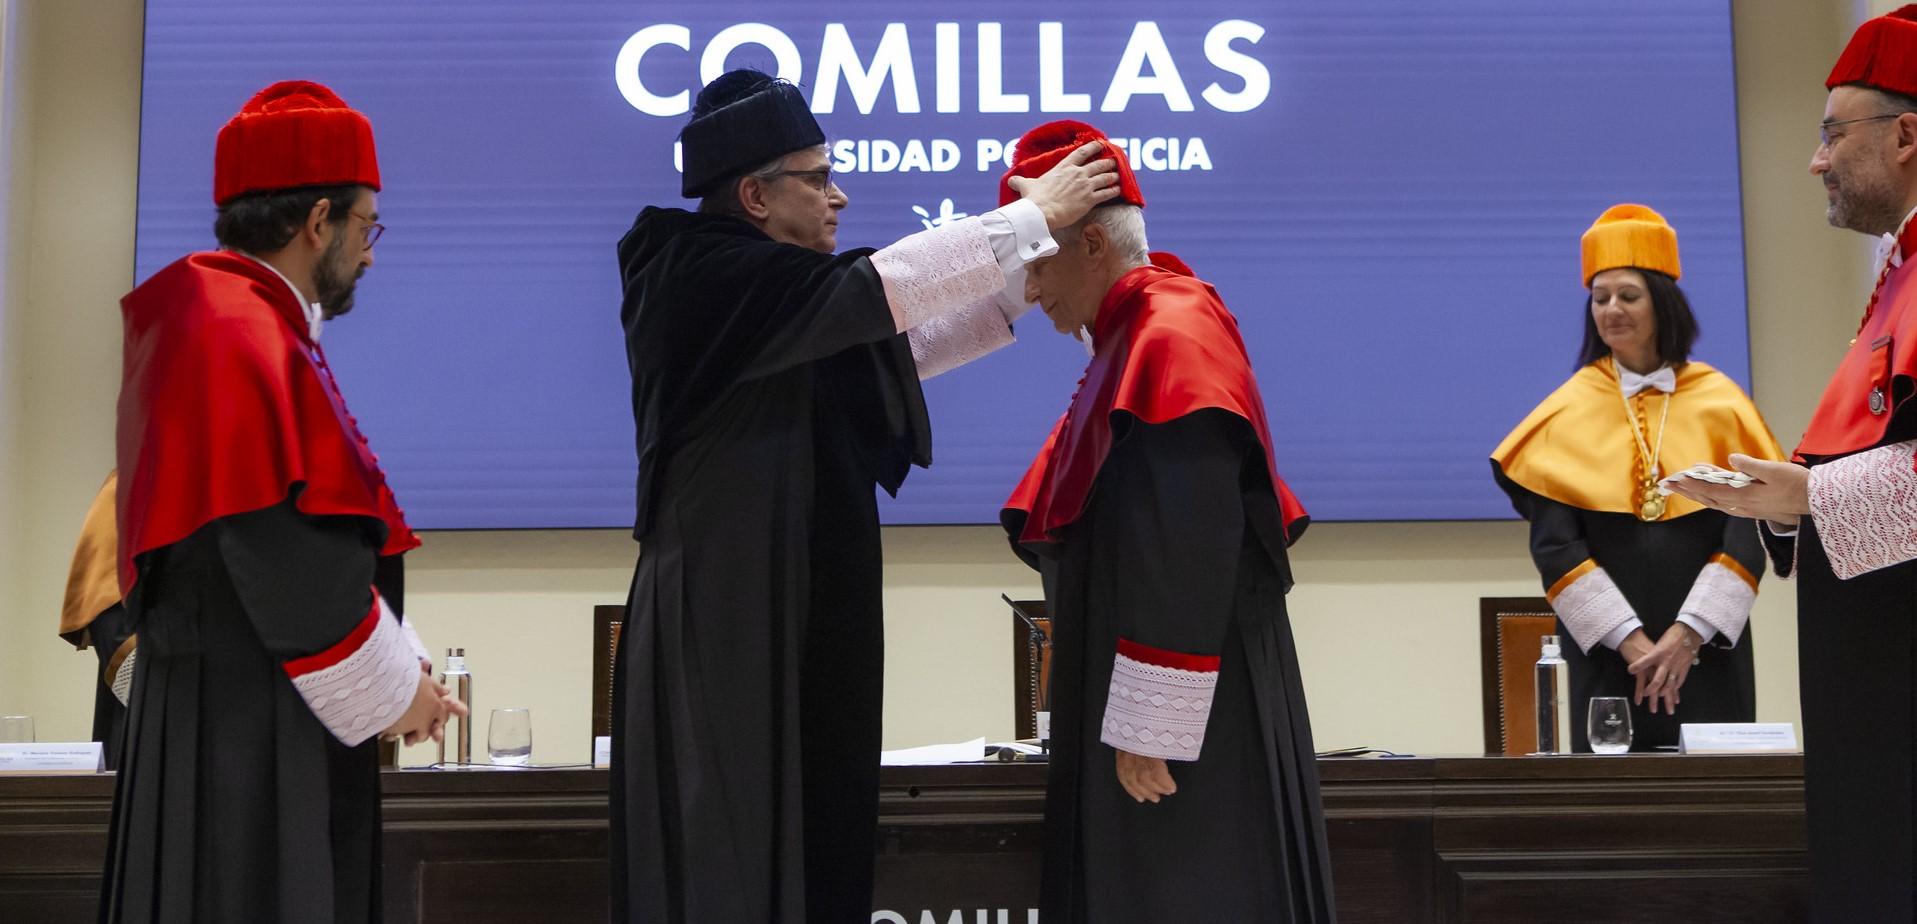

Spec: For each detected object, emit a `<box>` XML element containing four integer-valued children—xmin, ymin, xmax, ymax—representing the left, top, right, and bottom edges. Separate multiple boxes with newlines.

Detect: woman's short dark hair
<box><xmin>1575</xmin><ymin>268</ymin><xmax>1699</xmax><ymax>369</ymax></box>
<box><xmin>213</xmin><ymin>184</ymin><xmax>362</xmax><ymax>254</ymax></box>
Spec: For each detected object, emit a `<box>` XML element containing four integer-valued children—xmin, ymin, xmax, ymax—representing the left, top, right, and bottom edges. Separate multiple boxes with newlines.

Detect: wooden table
<box><xmin>0</xmin><ymin>754</ymin><xmax>1806</xmax><ymax>923</ymax></box>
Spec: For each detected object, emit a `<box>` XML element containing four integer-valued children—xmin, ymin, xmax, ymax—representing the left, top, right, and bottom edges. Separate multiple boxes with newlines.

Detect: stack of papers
<box><xmin>879</xmin><ymin>737</ymin><xmax>986</xmax><ymax>765</ymax></box>
<box><xmin>1658</xmin><ymin>464</ymin><xmax>1754</xmax><ymax>496</ymax></box>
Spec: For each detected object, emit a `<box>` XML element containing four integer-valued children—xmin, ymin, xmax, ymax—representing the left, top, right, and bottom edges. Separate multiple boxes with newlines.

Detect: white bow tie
<box><xmin>1618</xmin><ymin>365</ymin><xmax>1676</xmax><ymax>397</ymax></box>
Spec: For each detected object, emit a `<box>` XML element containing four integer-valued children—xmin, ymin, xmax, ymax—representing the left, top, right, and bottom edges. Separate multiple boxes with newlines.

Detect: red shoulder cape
<box><xmin>1003</xmin><ymin>253</ymin><xmax>1308</xmax><ymax>547</ymax></box>
<box><xmin>1797</xmin><ymin>221</ymin><xmax>1917</xmax><ymax>463</ymax></box>
<box><xmin>116</xmin><ymin>251</ymin><xmax>418</xmax><ymax>593</ymax></box>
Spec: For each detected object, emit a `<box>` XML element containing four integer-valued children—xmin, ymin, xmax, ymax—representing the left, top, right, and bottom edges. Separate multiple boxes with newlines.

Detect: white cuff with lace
<box><xmin>283</xmin><ymin>592</ymin><xmax>419</xmax><ymax>747</ymax></box>
<box><xmin>1100</xmin><ymin>638</ymin><xmax>1219</xmax><ymax>762</ymax></box>
<box><xmin>1808</xmin><ymin>440</ymin><xmax>1917</xmax><ymax>580</ymax></box>
<box><xmin>1548</xmin><ymin>561</ymin><xmax>1637</xmax><ymax>655</ymax></box>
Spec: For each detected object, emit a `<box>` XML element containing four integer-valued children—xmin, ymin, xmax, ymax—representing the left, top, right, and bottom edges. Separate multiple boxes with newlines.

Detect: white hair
<box><xmin>1075</xmin><ymin>204</ymin><xmax>1149</xmax><ymax>266</ymax></box>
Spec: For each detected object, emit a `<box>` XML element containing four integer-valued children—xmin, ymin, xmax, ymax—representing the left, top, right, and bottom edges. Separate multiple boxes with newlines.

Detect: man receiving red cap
<box><xmin>1667</xmin><ymin>7</ymin><xmax>1917</xmax><ymax>919</ymax></box>
<box><xmin>100</xmin><ymin>80</ymin><xmax>463</xmax><ymax>923</ymax></box>
<box><xmin>998</xmin><ymin>121</ymin><xmax>1333</xmax><ymax>923</ymax></box>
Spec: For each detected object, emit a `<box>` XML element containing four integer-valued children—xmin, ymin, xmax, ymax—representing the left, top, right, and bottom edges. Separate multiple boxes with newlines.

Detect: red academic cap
<box><xmin>214</xmin><ymin>80</ymin><xmax>381</xmax><ymax>206</ymax></box>
<box><xmin>997</xmin><ymin>120</ymin><xmax>1144</xmax><ymax>209</ymax></box>
<box><xmin>1828</xmin><ymin>5</ymin><xmax>1917</xmax><ymax>96</ymax></box>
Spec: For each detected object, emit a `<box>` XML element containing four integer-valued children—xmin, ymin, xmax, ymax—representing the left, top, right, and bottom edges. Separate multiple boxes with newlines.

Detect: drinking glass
<box><xmin>0</xmin><ymin>716</ymin><xmax>33</xmax><ymax>743</ymax></box>
<box><xmin>488</xmin><ymin>708</ymin><xmax>532</xmax><ymax>766</ymax></box>
<box><xmin>1588</xmin><ymin>697</ymin><xmax>1633</xmax><ymax>754</ymax></box>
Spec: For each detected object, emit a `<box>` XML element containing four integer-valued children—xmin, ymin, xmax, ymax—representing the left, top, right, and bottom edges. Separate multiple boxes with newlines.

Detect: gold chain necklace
<box><xmin>1615</xmin><ymin>356</ymin><xmax>1673</xmax><ymax>522</ymax></box>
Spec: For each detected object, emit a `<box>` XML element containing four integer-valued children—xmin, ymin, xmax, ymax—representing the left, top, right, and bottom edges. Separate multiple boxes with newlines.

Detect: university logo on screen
<box><xmin>612</xmin><ymin>20</ymin><xmax>1270</xmax><ymax>177</ymax></box>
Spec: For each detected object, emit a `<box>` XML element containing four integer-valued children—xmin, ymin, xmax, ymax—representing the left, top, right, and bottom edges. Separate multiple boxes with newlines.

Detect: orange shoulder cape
<box><xmin>1491</xmin><ymin>360</ymin><xmax>1782</xmax><ymax>519</ymax></box>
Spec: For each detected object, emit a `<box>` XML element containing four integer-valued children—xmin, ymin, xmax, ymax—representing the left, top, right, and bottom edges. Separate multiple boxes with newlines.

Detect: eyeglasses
<box><xmin>1819</xmin><ymin>113</ymin><xmax>1906</xmax><ymax>147</ymax></box>
<box><xmin>766</xmin><ymin>168</ymin><xmax>836</xmax><ymax>194</ymax></box>
<box><xmin>349</xmin><ymin>210</ymin><xmax>385</xmax><ymax>249</ymax></box>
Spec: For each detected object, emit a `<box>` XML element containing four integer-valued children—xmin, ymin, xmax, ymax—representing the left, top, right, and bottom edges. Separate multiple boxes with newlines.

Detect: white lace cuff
<box><xmin>283</xmin><ymin>592</ymin><xmax>418</xmax><ymax>746</ymax></box>
<box><xmin>109</xmin><ymin>643</ymin><xmax>137</xmax><ymax>707</ymax></box>
<box><xmin>1808</xmin><ymin>440</ymin><xmax>1917</xmax><ymax>580</ymax></box>
<box><xmin>1677</xmin><ymin>556</ymin><xmax>1757</xmax><ymax>646</ymax></box>
<box><xmin>907</xmin><ymin>294</ymin><xmax>1017</xmax><ymax>379</ymax></box>
<box><xmin>1100</xmin><ymin>639</ymin><xmax>1218</xmax><ymax>762</ymax></box>
<box><xmin>1547</xmin><ymin>561</ymin><xmax>1637</xmax><ymax>654</ymax></box>
<box><xmin>871</xmin><ymin>215</ymin><xmax>1008</xmax><ymax>333</ymax></box>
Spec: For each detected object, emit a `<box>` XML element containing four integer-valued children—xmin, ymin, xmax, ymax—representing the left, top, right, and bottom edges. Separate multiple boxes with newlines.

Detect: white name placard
<box><xmin>593</xmin><ymin>736</ymin><xmax>611</xmax><ymax>769</ymax></box>
<box><xmin>0</xmin><ymin>742</ymin><xmax>104</xmax><ymax>772</ymax></box>
<box><xmin>1679</xmin><ymin>723</ymin><xmax>1799</xmax><ymax>754</ymax></box>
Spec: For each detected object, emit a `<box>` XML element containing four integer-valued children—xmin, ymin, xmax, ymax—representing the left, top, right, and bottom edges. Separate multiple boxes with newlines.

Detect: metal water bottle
<box><xmin>437</xmin><ymin>648</ymin><xmax>473</xmax><ymax>765</ymax></box>
<box><xmin>1535</xmin><ymin>635</ymin><xmax>1570</xmax><ymax>754</ymax></box>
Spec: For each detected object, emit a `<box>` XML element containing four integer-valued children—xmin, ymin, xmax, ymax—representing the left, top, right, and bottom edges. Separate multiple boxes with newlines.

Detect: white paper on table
<box><xmin>879</xmin><ymin>736</ymin><xmax>987</xmax><ymax>765</ymax></box>
<box><xmin>0</xmin><ymin>742</ymin><xmax>103</xmax><ymax>772</ymax></box>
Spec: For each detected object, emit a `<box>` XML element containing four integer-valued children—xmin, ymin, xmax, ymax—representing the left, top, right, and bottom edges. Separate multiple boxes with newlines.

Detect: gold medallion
<box><xmin>1637</xmin><ymin>485</ymin><xmax>1666</xmax><ymax>522</ymax></box>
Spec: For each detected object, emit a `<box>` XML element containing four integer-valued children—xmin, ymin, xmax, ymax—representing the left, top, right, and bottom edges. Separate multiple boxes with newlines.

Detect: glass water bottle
<box><xmin>1535</xmin><ymin>635</ymin><xmax>1570</xmax><ymax>754</ymax></box>
<box><xmin>437</xmin><ymin>648</ymin><xmax>473</xmax><ymax>765</ymax></box>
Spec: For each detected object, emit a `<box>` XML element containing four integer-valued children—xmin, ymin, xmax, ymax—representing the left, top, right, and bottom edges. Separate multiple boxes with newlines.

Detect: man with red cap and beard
<box><xmin>998</xmin><ymin>121</ymin><xmax>1335</xmax><ymax>923</ymax></box>
<box><xmin>101</xmin><ymin>80</ymin><xmax>463</xmax><ymax>924</ymax></box>
<box><xmin>1668</xmin><ymin>7</ymin><xmax>1917</xmax><ymax>919</ymax></box>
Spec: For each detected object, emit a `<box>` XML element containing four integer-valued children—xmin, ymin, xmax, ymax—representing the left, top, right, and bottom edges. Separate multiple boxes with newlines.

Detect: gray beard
<box><xmin>1828</xmin><ymin>179</ymin><xmax>1907</xmax><ymax>236</ymax></box>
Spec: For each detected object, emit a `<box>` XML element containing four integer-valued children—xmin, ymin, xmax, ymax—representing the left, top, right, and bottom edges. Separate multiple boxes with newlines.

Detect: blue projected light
<box><xmin>134</xmin><ymin>1</ymin><xmax>1746</xmax><ymax>527</ymax></box>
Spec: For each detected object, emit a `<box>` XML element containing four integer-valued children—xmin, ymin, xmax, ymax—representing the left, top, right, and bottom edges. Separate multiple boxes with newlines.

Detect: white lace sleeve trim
<box><xmin>284</xmin><ymin>594</ymin><xmax>419</xmax><ymax>746</ymax></box>
<box><xmin>110</xmin><ymin>646</ymin><xmax>137</xmax><ymax>707</ymax></box>
<box><xmin>1677</xmin><ymin>560</ymin><xmax>1756</xmax><ymax>647</ymax></box>
<box><xmin>1549</xmin><ymin>566</ymin><xmax>1637</xmax><ymax>655</ymax></box>
<box><xmin>907</xmin><ymin>295</ymin><xmax>1016</xmax><ymax>379</ymax></box>
<box><xmin>1099</xmin><ymin>647</ymin><xmax>1218</xmax><ymax>762</ymax></box>
<box><xmin>870</xmin><ymin>216</ymin><xmax>1007</xmax><ymax>333</ymax></box>
<box><xmin>1808</xmin><ymin>440</ymin><xmax>1917</xmax><ymax>580</ymax></box>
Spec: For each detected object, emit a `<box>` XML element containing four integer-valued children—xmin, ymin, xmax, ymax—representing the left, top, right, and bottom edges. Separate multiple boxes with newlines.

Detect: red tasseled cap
<box><xmin>214</xmin><ymin>80</ymin><xmax>380</xmax><ymax>206</ymax></box>
<box><xmin>1828</xmin><ymin>5</ymin><xmax>1917</xmax><ymax>96</ymax></box>
<box><xmin>997</xmin><ymin>120</ymin><xmax>1144</xmax><ymax>209</ymax></box>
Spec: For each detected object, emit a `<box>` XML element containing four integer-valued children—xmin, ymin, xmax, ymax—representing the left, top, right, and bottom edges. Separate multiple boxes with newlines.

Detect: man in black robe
<box><xmin>102</xmin><ymin>81</ymin><xmax>461</xmax><ymax>924</ymax></box>
<box><xmin>1671</xmin><ymin>8</ymin><xmax>1917</xmax><ymax>919</ymax></box>
<box><xmin>612</xmin><ymin>71</ymin><xmax>1120</xmax><ymax>923</ymax></box>
<box><xmin>997</xmin><ymin>121</ymin><xmax>1333</xmax><ymax>924</ymax></box>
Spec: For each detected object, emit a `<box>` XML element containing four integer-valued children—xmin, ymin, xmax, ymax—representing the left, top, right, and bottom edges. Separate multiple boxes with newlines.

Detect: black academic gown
<box><xmin>98</xmin><ymin>496</ymin><xmax>403</xmax><ymax>924</ymax></box>
<box><xmin>1767</xmin><ymin>413</ymin><xmax>1917</xmax><ymax>922</ymax></box>
<box><xmin>611</xmin><ymin>207</ymin><xmax>930</xmax><ymax>924</ymax></box>
<box><xmin>1498</xmin><ymin>477</ymin><xmax>1762</xmax><ymax>751</ymax></box>
<box><xmin>1010</xmin><ymin>410</ymin><xmax>1335</xmax><ymax>924</ymax></box>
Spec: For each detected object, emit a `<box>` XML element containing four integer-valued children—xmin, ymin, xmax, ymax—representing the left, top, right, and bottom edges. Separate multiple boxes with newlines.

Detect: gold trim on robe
<box><xmin>60</xmin><ymin>471</ymin><xmax>122</xmax><ymax>643</ymax></box>
<box><xmin>1491</xmin><ymin>361</ymin><xmax>1783</xmax><ymax>520</ymax></box>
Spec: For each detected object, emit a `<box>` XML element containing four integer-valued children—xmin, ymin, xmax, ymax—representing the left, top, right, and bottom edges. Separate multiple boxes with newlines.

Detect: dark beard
<box><xmin>313</xmin><ymin>232</ymin><xmax>362</xmax><ymax>319</ymax></box>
